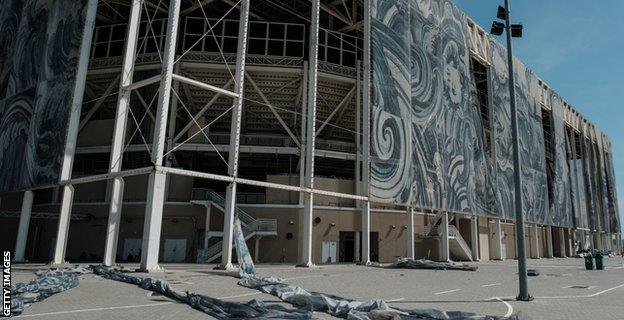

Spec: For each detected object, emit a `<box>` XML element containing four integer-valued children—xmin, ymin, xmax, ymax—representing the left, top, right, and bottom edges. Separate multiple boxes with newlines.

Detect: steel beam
<box><xmin>440</xmin><ymin>211</ymin><xmax>450</xmax><ymax>262</ymax></box>
<box><xmin>104</xmin><ymin>0</ymin><xmax>144</xmax><ymax>267</ymax></box>
<box><xmin>52</xmin><ymin>0</ymin><xmax>98</xmax><ymax>266</ymax></box>
<box><xmin>470</xmin><ymin>215</ymin><xmax>479</xmax><ymax>261</ymax></box>
<box><xmin>219</xmin><ymin>0</ymin><xmax>250</xmax><ymax>270</ymax></box>
<box><xmin>14</xmin><ymin>190</ymin><xmax>34</xmax><ymax>262</ymax></box>
<box><xmin>407</xmin><ymin>207</ymin><xmax>415</xmax><ymax>259</ymax></box>
<box><xmin>360</xmin><ymin>0</ymin><xmax>372</xmax><ymax>266</ymax></box>
<box><xmin>299</xmin><ymin>0</ymin><xmax>320</xmax><ymax>268</ymax></box>
<box><xmin>140</xmin><ymin>0</ymin><xmax>182</xmax><ymax>272</ymax></box>
<box><xmin>172</xmin><ymin>74</ymin><xmax>239</xmax><ymax>98</ymax></box>
<box><xmin>298</xmin><ymin>63</ymin><xmax>308</xmax><ymax>206</ymax></box>
<box><xmin>492</xmin><ymin>218</ymin><xmax>504</xmax><ymax>260</ymax></box>
<box><xmin>531</xmin><ymin>223</ymin><xmax>540</xmax><ymax>258</ymax></box>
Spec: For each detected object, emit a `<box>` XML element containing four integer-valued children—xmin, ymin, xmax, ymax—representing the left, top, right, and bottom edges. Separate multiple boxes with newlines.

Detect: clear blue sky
<box><xmin>453</xmin><ymin>0</ymin><xmax>624</xmax><ymax>233</ymax></box>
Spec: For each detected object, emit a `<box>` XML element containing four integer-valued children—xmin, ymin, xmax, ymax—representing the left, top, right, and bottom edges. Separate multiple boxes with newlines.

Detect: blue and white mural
<box><xmin>371</xmin><ymin>0</ymin><xmax>497</xmax><ymax>216</ymax></box>
<box><xmin>370</xmin><ymin>0</ymin><xmax>618</xmax><ymax>227</ymax></box>
<box><xmin>0</xmin><ymin>0</ymin><xmax>95</xmax><ymax>192</ymax></box>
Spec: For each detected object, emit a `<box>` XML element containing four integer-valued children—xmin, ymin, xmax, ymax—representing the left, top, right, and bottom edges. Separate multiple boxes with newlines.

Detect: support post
<box><xmin>492</xmin><ymin>218</ymin><xmax>503</xmax><ymax>260</ymax></box>
<box><xmin>531</xmin><ymin>223</ymin><xmax>540</xmax><ymax>258</ymax></box>
<box><xmin>407</xmin><ymin>207</ymin><xmax>415</xmax><ymax>259</ymax></box>
<box><xmin>298</xmin><ymin>63</ymin><xmax>308</xmax><ymax>206</ymax></box>
<box><xmin>14</xmin><ymin>190</ymin><xmax>34</xmax><ymax>262</ymax></box>
<box><xmin>440</xmin><ymin>211</ymin><xmax>450</xmax><ymax>262</ymax></box>
<box><xmin>220</xmin><ymin>0</ymin><xmax>250</xmax><ymax>270</ymax></box>
<box><xmin>51</xmin><ymin>0</ymin><xmax>97</xmax><ymax>266</ymax></box>
<box><xmin>361</xmin><ymin>201</ymin><xmax>371</xmax><ymax>264</ymax></box>
<box><xmin>299</xmin><ymin>0</ymin><xmax>320</xmax><ymax>268</ymax></box>
<box><xmin>558</xmin><ymin>227</ymin><xmax>566</xmax><ymax>257</ymax></box>
<box><xmin>254</xmin><ymin>236</ymin><xmax>260</xmax><ymax>263</ymax></box>
<box><xmin>52</xmin><ymin>185</ymin><xmax>75</xmax><ymax>265</ymax></box>
<box><xmin>139</xmin><ymin>0</ymin><xmax>182</xmax><ymax>272</ymax></box>
<box><xmin>545</xmin><ymin>226</ymin><xmax>554</xmax><ymax>258</ymax></box>
<box><xmin>360</xmin><ymin>0</ymin><xmax>372</xmax><ymax>266</ymax></box>
<box><xmin>470</xmin><ymin>215</ymin><xmax>479</xmax><ymax>261</ymax></box>
<box><xmin>103</xmin><ymin>0</ymin><xmax>144</xmax><ymax>267</ymax></box>
<box><xmin>204</xmin><ymin>204</ymin><xmax>212</xmax><ymax>249</ymax></box>
<box><xmin>354</xmin><ymin>231</ymin><xmax>361</xmax><ymax>262</ymax></box>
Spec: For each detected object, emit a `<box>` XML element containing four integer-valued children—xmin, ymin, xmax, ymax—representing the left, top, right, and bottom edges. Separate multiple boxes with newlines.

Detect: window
<box><xmin>541</xmin><ymin>108</ymin><xmax>555</xmax><ymax>207</ymax></box>
<box><xmin>470</xmin><ymin>57</ymin><xmax>493</xmax><ymax>161</ymax></box>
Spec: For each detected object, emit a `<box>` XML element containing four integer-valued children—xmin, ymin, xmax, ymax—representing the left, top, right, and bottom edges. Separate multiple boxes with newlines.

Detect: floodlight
<box><xmin>497</xmin><ymin>5</ymin><xmax>507</xmax><ymax>19</ymax></box>
<box><xmin>511</xmin><ymin>24</ymin><xmax>523</xmax><ymax>37</ymax></box>
<box><xmin>491</xmin><ymin>21</ymin><xmax>505</xmax><ymax>36</ymax></box>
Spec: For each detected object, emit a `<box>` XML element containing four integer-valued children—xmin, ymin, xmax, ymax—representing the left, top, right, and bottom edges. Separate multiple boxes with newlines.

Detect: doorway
<box><xmin>339</xmin><ymin>232</ymin><xmax>355</xmax><ymax>262</ymax></box>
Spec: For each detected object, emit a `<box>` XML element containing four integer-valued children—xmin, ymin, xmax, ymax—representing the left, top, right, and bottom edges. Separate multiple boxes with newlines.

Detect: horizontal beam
<box><xmin>159</xmin><ymin>166</ymin><xmax>367</xmax><ymax>201</ymax></box>
<box><xmin>60</xmin><ymin>167</ymin><xmax>153</xmax><ymax>186</ymax></box>
<box><xmin>172</xmin><ymin>73</ymin><xmax>239</xmax><ymax>98</ymax></box>
<box><xmin>124</xmin><ymin>74</ymin><xmax>162</xmax><ymax>91</ymax></box>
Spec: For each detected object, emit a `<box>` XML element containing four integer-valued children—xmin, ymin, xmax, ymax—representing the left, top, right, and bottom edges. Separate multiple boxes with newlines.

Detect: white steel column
<box><xmin>545</xmin><ymin>226</ymin><xmax>554</xmax><ymax>258</ymax></box>
<box><xmin>298</xmin><ymin>63</ymin><xmax>308</xmax><ymax>206</ymax></box>
<box><xmin>439</xmin><ymin>212</ymin><xmax>450</xmax><ymax>262</ymax></box>
<box><xmin>470</xmin><ymin>215</ymin><xmax>479</xmax><ymax>261</ymax></box>
<box><xmin>355</xmin><ymin>61</ymin><xmax>361</xmax><ymax>207</ymax></box>
<box><xmin>360</xmin><ymin>0</ymin><xmax>372</xmax><ymax>266</ymax></box>
<box><xmin>204</xmin><ymin>204</ymin><xmax>212</xmax><ymax>249</ymax></box>
<box><xmin>531</xmin><ymin>223</ymin><xmax>540</xmax><ymax>258</ymax></box>
<box><xmin>103</xmin><ymin>0</ymin><xmax>143</xmax><ymax>267</ymax></box>
<box><xmin>14</xmin><ymin>190</ymin><xmax>34</xmax><ymax>262</ymax></box>
<box><xmin>52</xmin><ymin>185</ymin><xmax>75</xmax><ymax>265</ymax></box>
<box><xmin>220</xmin><ymin>0</ymin><xmax>250</xmax><ymax>270</ymax></box>
<box><xmin>354</xmin><ymin>231</ymin><xmax>361</xmax><ymax>262</ymax></box>
<box><xmin>254</xmin><ymin>236</ymin><xmax>261</xmax><ymax>262</ymax></box>
<box><xmin>558</xmin><ymin>227</ymin><xmax>566</xmax><ymax>257</ymax></box>
<box><xmin>406</xmin><ymin>207</ymin><xmax>415</xmax><ymax>259</ymax></box>
<box><xmin>52</xmin><ymin>0</ymin><xmax>97</xmax><ymax>265</ymax></box>
<box><xmin>491</xmin><ymin>218</ymin><xmax>503</xmax><ymax>260</ymax></box>
<box><xmin>140</xmin><ymin>0</ymin><xmax>182</xmax><ymax>272</ymax></box>
<box><xmin>300</xmin><ymin>0</ymin><xmax>320</xmax><ymax>267</ymax></box>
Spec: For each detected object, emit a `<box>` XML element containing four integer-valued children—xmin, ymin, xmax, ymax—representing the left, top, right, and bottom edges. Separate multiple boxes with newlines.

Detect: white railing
<box><xmin>193</xmin><ymin>188</ymin><xmax>277</xmax><ymax>263</ymax></box>
<box><xmin>448</xmin><ymin>225</ymin><xmax>473</xmax><ymax>260</ymax></box>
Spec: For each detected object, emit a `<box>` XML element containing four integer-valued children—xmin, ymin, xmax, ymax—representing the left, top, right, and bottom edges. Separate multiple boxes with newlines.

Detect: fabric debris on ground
<box><xmin>90</xmin><ymin>265</ymin><xmax>313</xmax><ymax>319</ymax></box>
<box><xmin>369</xmin><ymin>258</ymin><xmax>478</xmax><ymax>271</ymax></box>
<box><xmin>233</xmin><ymin>227</ymin><xmax>522</xmax><ymax>319</ymax></box>
<box><xmin>9</xmin><ymin>266</ymin><xmax>92</xmax><ymax>316</ymax></box>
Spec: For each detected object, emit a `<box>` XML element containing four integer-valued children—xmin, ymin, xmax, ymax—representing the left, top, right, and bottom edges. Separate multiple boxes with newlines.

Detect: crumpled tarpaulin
<box><xmin>10</xmin><ymin>266</ymin><xmax>92</xmax><ymax>315</ymax></box>
<box><xmin>234</xmin><ymin>217</ymin><xmax>256</xmax><ymax>278</ymax></box>
<box><xmin>90</xmin><ymin>265</ymin><xmax>313</xmax><ymax>319</ymax></box>
<box><xmin>234</xmin><ymin>231</ymin><xmax>519</xmax><ymax>319</ymax></box>
<box><xmin>386</xmin><ymin>258</ymin><xmax>478</xmax><ymax>271</ymax></box>
<box><xmin>238</xmin><ymin>276</ymin><xmax>519</xmax><ymax>320</ymax></box>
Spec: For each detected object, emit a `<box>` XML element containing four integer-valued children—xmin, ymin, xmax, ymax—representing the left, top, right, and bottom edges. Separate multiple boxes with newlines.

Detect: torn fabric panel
<box><xmin>10</xmin><ymin>266</ymin><xmax>92</xmax><ymax>315</ymax></box>
<box><xmin>91</xmin><ymin>265</ymin><xmax>313</xmax><ymax>319</ymax></box>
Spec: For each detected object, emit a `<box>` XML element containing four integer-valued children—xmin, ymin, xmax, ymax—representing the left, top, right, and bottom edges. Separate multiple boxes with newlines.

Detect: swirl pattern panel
<box><xmin>0</xmin><ymin>0</ymin><xmax>96</xmax><ymax>192</ymax></box>
<box><xmin>371</xmin><ymin>0</ymin><xmax>497</xmax><ymax>215</ymax></box>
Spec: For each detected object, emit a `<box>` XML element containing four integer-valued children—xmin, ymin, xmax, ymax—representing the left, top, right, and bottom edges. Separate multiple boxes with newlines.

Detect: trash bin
<box><xmin>584</xmin><ymin>254</ymin><xmax>594</xmax><ymax>270</ymax></box>
<box><xmin>594</xmin><ymin>253</ymin><xmax>604</xmax><ymax>270</ymax></box>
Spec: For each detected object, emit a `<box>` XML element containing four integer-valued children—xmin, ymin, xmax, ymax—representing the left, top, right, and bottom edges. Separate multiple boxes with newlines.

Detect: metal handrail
<box><xmin>193</xmin><ymin>188</ymin><xmax>256</xmax><ymax>225</ymax></box>
<box><xmin>448</xmin><ymin>225</ymin><xmax>472</xmax><ymax>259</ymax></box>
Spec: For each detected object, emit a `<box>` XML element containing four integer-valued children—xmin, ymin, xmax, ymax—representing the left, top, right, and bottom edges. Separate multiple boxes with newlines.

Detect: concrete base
<box><xmin>214</xmin><ymin>263</ymin><xmax>236</xmax><ymax>271</ymax></box>
<box><xmin>296</xmin><ymin>262</ymin><xmax>317</xmax><ymax>268</ymax></box>
<box><xmin>136</xmin><ymin>265</ymin><xmax>165</xmax><ymax>273</ymax></box>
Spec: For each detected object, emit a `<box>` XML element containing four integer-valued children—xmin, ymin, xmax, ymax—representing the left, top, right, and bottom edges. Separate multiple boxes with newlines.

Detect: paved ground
<box><xmin>10</xmin><ymin>256</ymin><xmax>624</xmax><ymax>319</ymax></box>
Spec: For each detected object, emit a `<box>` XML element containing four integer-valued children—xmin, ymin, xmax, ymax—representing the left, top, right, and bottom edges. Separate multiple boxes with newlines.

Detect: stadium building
<box><xmin>0</xmin><ymin>0</ymin><xmax>621</xmax><ymax>271</ymax></box>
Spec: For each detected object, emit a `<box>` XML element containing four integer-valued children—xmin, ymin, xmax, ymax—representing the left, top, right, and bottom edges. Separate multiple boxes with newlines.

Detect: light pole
<box><xmin>490</xmin><ymin>0</ymin><xmax>532</xmax><ymax>301</ymax></box>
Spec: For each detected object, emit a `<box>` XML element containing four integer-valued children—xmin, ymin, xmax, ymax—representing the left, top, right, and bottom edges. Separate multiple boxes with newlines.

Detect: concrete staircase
<box><xmin>192</xmin><ymin>189</ymin><xmax>277</xmax><ymax>263</ymax></box>
<box><xmin>424</xmin><ymin>212</ymin><xmax>473</xmax><ymax>261</ymax></box>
